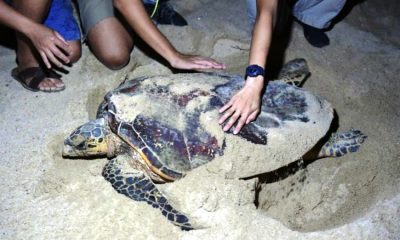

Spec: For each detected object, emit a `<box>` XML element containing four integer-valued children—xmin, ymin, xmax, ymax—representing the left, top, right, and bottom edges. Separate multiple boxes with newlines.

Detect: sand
<box><xmin>0</xmin><ymin>0</ymin><xmax>399</xmax><ymax>239</ymax></box>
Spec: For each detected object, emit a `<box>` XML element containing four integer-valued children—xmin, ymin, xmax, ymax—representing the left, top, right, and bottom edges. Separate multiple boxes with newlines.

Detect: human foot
<box><xmin>11</xmin><ymin>67</ymin><xmax>65</xmax><ymax>92</ymax></box>
<box><xmin>144</xmin><ymin>1</ymin><xmax>188</xmax><ymax>26</ymax></box>
<box><xmin>301</xmin><ymin>23</ymin><xmax>330</xmax><ymax>48</ymax></box>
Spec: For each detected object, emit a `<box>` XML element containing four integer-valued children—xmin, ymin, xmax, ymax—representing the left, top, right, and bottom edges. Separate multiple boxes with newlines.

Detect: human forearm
<box><xmin>113</xmin><ymin>0</ymin><xmax>179</xmax><ymax>63</ymax></box>
<box><xmin>218</xmin><ymin>0</ymin><xmax>278</xmax><ymax>133</ymax></box>
<box><xmin>0</xmin><ymin>1</ymin><xmax>70</xmax><ymax>68</ymax></box>
<box><xmin>248</xmin><ymin>0</ymin><xmax>277</xmax><ymax>72</ymax></box>
<box><xmin>0</xmin><ymin>1</ymin><xmax>38</xmax><ymax>37</ymax></box>
<box><xmin>245</xmin><ymin>0</ymin><xmax>277</xmax><ymax>92</ymax></box>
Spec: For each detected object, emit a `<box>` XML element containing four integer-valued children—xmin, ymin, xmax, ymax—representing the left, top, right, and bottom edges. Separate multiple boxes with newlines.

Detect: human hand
<box><xmin>170</xmin><ymin>53</ymin><xmax>226</xmax><ymax>70</ymax></box>
<box><xmin>218</xmin><ymin>76</ymin><xmax>264</xmax><ymax>134</ymax></box>
<box><xmin>26</xmin><ymin>23</ymin><xmax>71</xmax><ymax>68</ymax></box>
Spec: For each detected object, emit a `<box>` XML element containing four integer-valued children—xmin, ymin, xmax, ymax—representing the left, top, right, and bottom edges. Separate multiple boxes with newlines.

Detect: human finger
<box><xmin>246</xmin><ymin>111</ymin><xmax>259</xmax><ymax>124</ymax></box>
<box><xmin>53</xmin><ymin>33</ymin><xmax>71</xmax><ymax>54</ymax></box>
<box><xmin>219</xmin><ymin>101</ymin><xmax>233</xmax><ymax>114</ymax></box>
<box><xmin>50</xmin><ymin>45</ymin><xmax>70</xmax><ymax>64</ymax></box>
<box><xmin>219</xmin><ymin>107</ymin><xmax>236</xmax><ymax>126</ymax></box>
<box><xmin>193</xmin><ymin>59</ymin><xmax>225</xmax><ymax>69</ymax></box>
<box><xmin>39</xmin><ymin>51</ymin><xmax>51</xmax><ymax>69</ymax></box>
<box><xmin>45</xmin><ymin>49</ymin><xmax>63</xmax><ymax>68</ymax></box>
<box><xmin>218</xmin><ymin>100</ymin><xmax>235</xmax><ymax>124</ymax></box>
<box><xmin>233</xmin><ymin>114</ymin><xmax>248</xmax><ymax>134</ymax></box>
<box><xmin>223</xmin><ymin>111</ymin><xmax>241</xmax><ymax>132</ymax></box>
<box><xmin>54</xmin><ymin>31</ymin><xmax>69</xmax><ymax>46</ymax></box>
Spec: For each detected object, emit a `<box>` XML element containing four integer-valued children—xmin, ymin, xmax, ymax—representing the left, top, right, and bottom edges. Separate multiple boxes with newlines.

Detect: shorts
<box><xmin>6</xmin><ymin>0</ymin><xmax>81</xmax><ymax>41</ymax></box>
<box><xmin>76</xmin><ymin>0</ymin><xmax>115</xmax><ymax>35</ymax></box>
<box><xmin>44</xmin><ymin>0</ymin><xmax>81</xmax><ymax>41</ymax></box>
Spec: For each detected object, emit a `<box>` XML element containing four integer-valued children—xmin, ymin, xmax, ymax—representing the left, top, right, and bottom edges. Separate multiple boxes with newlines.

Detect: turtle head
<box><xmin>62</xmin><ymin>118</ymin><xmax>116</xmax><ymax>158</ymax></box>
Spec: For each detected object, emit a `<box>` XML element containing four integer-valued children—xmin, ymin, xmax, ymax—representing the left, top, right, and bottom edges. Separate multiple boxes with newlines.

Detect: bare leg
<box><xmin>86</xmin><ymin>17</ymin><xmax>133</xmax><ymax>70</ymax></box>
<box><xmin>68</xmin><ymin>40</ymin><xmax>82</xmax><ymax>64</ymax></box>
<box><xmin>13</xmin><ymin>0</ymin><xmax>66</xmax><ymax>91</ymax></box>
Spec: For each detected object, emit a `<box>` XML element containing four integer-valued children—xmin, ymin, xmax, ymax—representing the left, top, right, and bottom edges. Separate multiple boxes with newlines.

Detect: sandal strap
<box><xmin>17</xmin><ymin>67</ymin><xmax>43</xmax><ymax>80</ymax></box>
<box><xmin>46</xmin><ymin>69</ymin><xmax>61</xmax><ymax>79</ymax></box>
<box><xmin>16</xmin><ymin>67</ymin><xmax>47</xmax><ymax>89</ymax></box>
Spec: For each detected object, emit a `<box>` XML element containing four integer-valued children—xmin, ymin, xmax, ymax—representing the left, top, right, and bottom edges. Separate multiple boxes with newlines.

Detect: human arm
<box><xmin>219</xmin><ymin>0</ymin><xmax>277</xmax><ymax>134</ymax></box>
<box><xmin>113</xmin><ymin>0</ymin><xmax>225</xmax><ymax>70</ymax></box>
<box><xmin>0</xmin><ymin>0</ymin><xmax>71</xmax><ymax>68</ymax></box>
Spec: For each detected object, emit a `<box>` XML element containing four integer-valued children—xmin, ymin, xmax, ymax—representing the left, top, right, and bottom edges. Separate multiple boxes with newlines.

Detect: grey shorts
<box><xmin>76</xmin><ymin>0</ymin><xmax>115</xmax><ymax>35</ymax></box>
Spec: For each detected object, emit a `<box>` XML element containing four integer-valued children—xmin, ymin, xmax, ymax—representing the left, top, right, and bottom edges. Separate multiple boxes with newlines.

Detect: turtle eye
<box><xmin>76</xmin><ymin>141</ymin><xmax>86</xmax><ymax>150</ymax></box>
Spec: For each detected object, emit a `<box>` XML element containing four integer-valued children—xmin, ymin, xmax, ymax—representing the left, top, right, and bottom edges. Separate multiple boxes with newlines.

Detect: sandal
<box><xmin>11</xmin><ymin>67</ymin><xmax>65</xmax><ymax>92</ymax></box>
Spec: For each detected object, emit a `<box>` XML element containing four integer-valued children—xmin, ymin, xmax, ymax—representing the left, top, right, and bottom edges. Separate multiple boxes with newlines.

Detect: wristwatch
<box><xmin>245</xmin><ymin>64</ymin><xmax>265</xmax><ymax>79</ymax></box>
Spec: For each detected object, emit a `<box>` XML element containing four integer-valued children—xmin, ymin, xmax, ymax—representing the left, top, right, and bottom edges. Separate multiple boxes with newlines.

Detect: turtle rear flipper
<box><xmin>317</xmin><ymin>129</ymin><xmax>367</xmax><ymax>158</ymax></box>
<box><xmin>102</xmin><ymin>158</ymin><xmax>193</xmax><ymax>231</ymax></box>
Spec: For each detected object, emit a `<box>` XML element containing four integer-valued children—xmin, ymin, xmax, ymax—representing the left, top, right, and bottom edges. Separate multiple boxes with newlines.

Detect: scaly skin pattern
<box><xmin>277</xmin><ymin>58</ymin><xmax>310</xmax><ymax>86</ymax></box>
<box><xmin>318</xmin><ymin>129</ymin><xmax>367</xmax><ymax>158</ymax></box>
<box><xmin>102</xmin><ymin>158</ymin><xmax>193</xmax><ymax>231</ymax></box>
<box><xmin>63</xmin><ymin>118</ymin><xmax>108</xmax><ymax>157</ymax></box>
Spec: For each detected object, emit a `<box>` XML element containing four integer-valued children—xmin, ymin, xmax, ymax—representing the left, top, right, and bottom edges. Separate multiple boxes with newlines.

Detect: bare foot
<box><xmin>12</xmin><ymin>66</ymin><xmax>65</xmax><ymax>92</ymax></box>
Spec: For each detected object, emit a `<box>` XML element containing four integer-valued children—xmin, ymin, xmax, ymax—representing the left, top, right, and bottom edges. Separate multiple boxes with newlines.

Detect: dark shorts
<box><xmin>76</xmin><ymin>0</ymin><xmax>115</xmax><ymax>35</ymax></box>
<box><xmin>44</xmin><ymin>0</ymin><xmax>81</xmax><ymax>41</ymax></box>
<box><xmin>6</xmin><ymin>0</ymin><xmax>81</xmax><ymax>41</ymax></box>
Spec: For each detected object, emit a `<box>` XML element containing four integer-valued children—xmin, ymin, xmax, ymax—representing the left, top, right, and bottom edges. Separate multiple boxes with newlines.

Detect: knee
<box><xmin>68</xmin><ymin>41</ymin><xmax>82</xmax><ymax>63</ymax></box>
<box><xmin>100</xmin><ymin>50</ymin><xmax>131</xmax><ymax>70</ymax></box>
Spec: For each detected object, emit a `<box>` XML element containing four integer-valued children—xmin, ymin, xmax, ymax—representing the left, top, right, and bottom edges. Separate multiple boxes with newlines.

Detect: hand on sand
<box><xmin>170</xmin><ymin>53</ymin><xmax>226</xmax><ymax>70</ymax></box>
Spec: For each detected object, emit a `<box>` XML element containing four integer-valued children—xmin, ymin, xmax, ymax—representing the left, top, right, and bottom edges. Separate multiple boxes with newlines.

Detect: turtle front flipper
<box><xmin>102</xmin><ymin>158</ymin><xmax>193</xmax><ymax>231</ymax></box>
<box><xmin>317</xmin><ymin>129</ymin><xmax>368</xmax><ymax>158</ymax></box>
<box><xmin>277</xmin><ymin>58</ymin><xmax>310</xmax><ymax>87</ymax></box>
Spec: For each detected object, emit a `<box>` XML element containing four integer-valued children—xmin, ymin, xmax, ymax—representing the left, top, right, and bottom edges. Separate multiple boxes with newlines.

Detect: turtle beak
<box><xmin>62</xmin><ymin>139</ymin><xmax>81</xmax><ymax>158</ymax></box>
<box><xmin>62</xmin><ymin>144</ymin><xmax>73</xmax><ymax>157</ymax></box>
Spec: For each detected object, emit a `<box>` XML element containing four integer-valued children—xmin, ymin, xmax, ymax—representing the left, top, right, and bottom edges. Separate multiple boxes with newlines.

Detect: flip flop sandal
<box><xmin>11</xmin><ymin>67</ymin><xmax>65</xmax><ymax>93</ymax></box>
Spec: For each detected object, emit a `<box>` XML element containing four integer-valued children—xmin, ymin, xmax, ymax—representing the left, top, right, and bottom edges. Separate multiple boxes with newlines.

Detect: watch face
<box><xmin>246</xmin><ymin>65</ymin><xmax>264</xmax><ymax>77</ymax></box>
<box><xmin>249</xmin><ymin>66</ymin><xmax>258</xmax><ymax>74</ymax></box>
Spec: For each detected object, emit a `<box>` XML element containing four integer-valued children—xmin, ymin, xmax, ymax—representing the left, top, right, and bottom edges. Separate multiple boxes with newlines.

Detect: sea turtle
<box><xmin>62</xmin><ymin>59</ymin><xmax>366</xmax><ymax>230</ymax></box>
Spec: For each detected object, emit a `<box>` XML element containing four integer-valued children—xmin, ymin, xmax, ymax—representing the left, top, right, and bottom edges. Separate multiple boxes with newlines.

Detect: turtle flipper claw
<box><xmin>102</xmin><ymin>158</ymin><xmax>193</xmax><ymax>230</ymax></box>
<box><xmin>318</xmin><ymin>129</ymin><xmax>367</xmax><ymax>158</ymax></box>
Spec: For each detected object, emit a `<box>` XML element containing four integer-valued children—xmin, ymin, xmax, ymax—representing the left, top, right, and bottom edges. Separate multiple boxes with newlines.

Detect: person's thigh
<box><xmin>87</xmin><ymin>17</ymin><xmax>133</xmax><ymax>70</ymax></box>
<box><xmin>77</xmin><ymin>0</ymin><xmax>133</xmax><ymax>69</ymax></box>
<box><xmin>293</xmin><ymin>0</ymin><xmax>346</xmax><ymax>29</ymax></box>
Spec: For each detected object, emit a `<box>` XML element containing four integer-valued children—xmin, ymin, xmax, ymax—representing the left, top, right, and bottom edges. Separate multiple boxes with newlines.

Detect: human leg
<box><xmin>293</xmin><ymin>0</ymin><xmax>346</xmax><ymax>29</ymax></box>
<box><xmin>12</xmin><ymin>0</ymin><xmax>81</xmax><ymax>91</ymax></box>
<box><xmin>44</xmin><ymin>0</ymin><xmax>81</xmax><ymax>62</ymax></box>
<box><xmin>12</xmin><ymin>0</ymin><xmax>64</xmax><ymax>91</ymax></box>
<box><xmin>293</xmin><ymin>0</ymin><xmax>346</xmax><ymax>48</ymax></box>
<box><xmin>68</xmin><ymin>40</ymin><xmax>82</xmax><ymax>63</ymax></box>
<box><xmin>77</xmin><ymin>0</ymin><xmax>133</xmax><ymax>70</ymax></box>
<box><xmin>86</xmin><ymin>18</ymin><xmax>133</xmax><ymax>70</ymax></box>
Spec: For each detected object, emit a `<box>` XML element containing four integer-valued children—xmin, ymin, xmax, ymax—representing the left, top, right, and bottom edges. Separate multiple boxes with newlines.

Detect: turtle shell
<box><xmin>101</xmin><ymin>73</ymin><xmax>332</xmax><ymax>180</ymax></box>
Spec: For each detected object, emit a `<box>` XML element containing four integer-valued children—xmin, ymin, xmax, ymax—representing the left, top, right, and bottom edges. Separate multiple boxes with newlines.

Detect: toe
<box><xmin>39</xmin><ymin>78</ymin><xmax>64</xmax><ymax>91</ymax></box>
